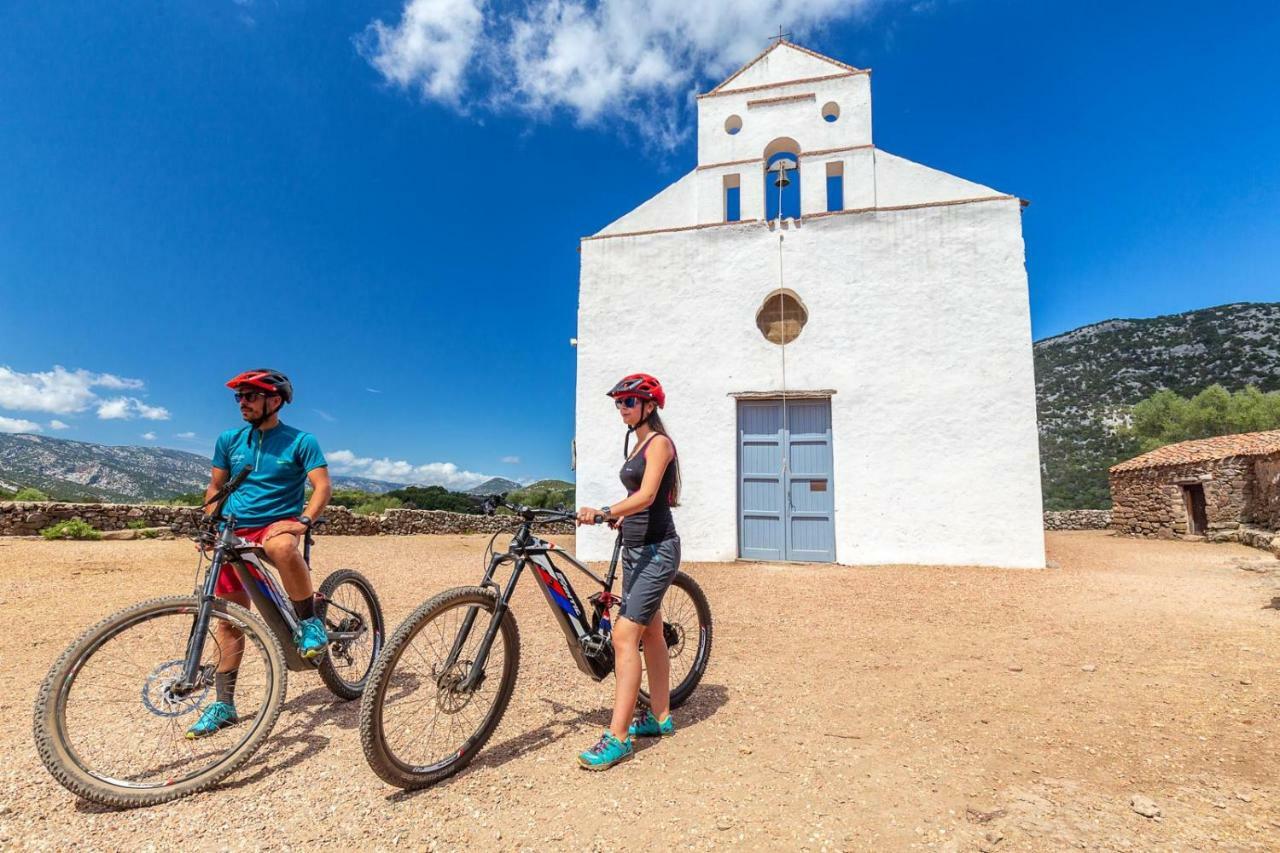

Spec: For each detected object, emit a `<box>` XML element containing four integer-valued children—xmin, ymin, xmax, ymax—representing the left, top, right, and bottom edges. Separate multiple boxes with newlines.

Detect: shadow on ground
<box><xmin>385</xmin><ymin>682</ymin><xmax>730</xmax><ymax>800</ymax></box>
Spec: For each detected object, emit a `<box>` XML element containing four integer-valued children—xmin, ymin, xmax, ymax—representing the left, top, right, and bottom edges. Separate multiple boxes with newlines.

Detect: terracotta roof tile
<box><xmin>1109</xmin><ymin>429</ymin><xmax>1280</xmax><ymax>473</ymax></box>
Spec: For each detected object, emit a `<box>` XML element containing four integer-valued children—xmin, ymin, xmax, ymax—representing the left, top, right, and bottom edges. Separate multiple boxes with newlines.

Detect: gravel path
<box><xmin>1</xmin><ymin>531</ymin><xmax>1278</xmax><ymax>850</ymax></box>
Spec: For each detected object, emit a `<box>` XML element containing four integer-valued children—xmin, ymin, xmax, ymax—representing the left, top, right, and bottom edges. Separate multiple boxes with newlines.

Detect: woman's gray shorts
<box><xmin>619</xmin><ymin>536</ymin><xmax>681</xmax><ymax>626</ymax></box>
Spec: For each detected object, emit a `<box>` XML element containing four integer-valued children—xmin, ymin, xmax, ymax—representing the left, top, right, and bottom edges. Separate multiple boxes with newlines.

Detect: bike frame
<box><xmin>452</xmin><ymin>513</ymin><xmax>625</xmax><ymax>691</ymax></box>
<box><xmin>175</xmin><ymin>513</ymin><xmax>364</xmax><ymax>689</ymax></box>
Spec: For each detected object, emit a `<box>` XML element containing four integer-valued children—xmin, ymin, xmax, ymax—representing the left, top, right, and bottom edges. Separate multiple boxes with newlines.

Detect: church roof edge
<box><xmin>704</xmin><ymin>40</ymin><xmax>866</xmax><ymax>97</ymax></box>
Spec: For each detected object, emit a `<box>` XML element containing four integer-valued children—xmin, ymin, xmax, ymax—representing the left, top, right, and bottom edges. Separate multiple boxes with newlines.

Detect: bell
<box><xmin>769</xmin><ymin>158</ymin><xmax>795</xmax><ymax>188</ymax></box>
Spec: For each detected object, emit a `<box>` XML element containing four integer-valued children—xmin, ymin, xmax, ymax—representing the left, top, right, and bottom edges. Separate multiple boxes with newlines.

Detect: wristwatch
<box><xmin>600</xmin><ymin>505</ymin><xmax>611</xmax><ymax>518</ymax></box>
<box><xmin>299</xmin><ymin>515</ymin><xmax>313</xmax><ymax>528</ymax></box>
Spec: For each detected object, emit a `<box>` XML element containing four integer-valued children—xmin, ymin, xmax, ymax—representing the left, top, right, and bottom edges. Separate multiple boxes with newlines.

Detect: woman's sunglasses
<box><xmin>614</xmin><ymin>396</ymin><xmax>642</xmax><ymax>409</ymax></box>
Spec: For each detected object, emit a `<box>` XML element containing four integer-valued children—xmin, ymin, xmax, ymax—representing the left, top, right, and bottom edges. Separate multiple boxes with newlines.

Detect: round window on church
<box><xmin>821</xmin><ymin>101</ymin><xmax>840</xmax><ymax>123</ymax></box>
<box><xmin>725</xmin><ymin>114</ymin><xmax>742</xmax><ymax>135</ymax></box>
<box><xmin>756</xmin><ymin>290</ymin><xmax>808</xmax><ymax>345</ymax></box>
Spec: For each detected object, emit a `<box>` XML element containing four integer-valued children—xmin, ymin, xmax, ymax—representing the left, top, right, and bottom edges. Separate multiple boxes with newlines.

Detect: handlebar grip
<box><xmin>593</xmin><ymin>514</ymin><xmax>606</xmax><ymax>524</ymax></box>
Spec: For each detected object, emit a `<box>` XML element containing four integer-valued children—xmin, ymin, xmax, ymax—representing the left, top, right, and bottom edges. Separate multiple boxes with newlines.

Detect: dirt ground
<box><xmin>0</xmin><ymin>530</ymin><xmax>1278</xmax><ymax>851</ymax></box>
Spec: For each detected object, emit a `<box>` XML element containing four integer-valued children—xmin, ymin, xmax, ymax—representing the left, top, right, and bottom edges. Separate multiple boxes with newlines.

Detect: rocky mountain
<box><xmin>1035</xmin><ymin>302</ymin><xmax>1280</xmax><ymax>510</ymax></box>
<box><xmin>464</xmin><ymin>477</ymin><xmax>523</xmax><ymax>496</ymax></box>
<box><xmin>0</xmin><ymin>434</ymin><xmax>401</xmax><ymax>502</ymax></box>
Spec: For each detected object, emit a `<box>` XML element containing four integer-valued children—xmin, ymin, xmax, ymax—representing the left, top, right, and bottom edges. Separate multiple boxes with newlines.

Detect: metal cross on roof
<box><xmin>769</xmin><ymin>26</ymin><xmax>791</xmax><ymax>45</ymax></box>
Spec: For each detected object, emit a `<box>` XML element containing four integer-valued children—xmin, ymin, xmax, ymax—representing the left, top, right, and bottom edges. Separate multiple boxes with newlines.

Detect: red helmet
<box><xmin>226</xmin><ymin>368</ymin><xmax>293</xmax><ymax>404</ymax></box>
<box><xmin>607</xmin><ymin>373</ymin><xmax>665</xmax><ymax>408</ymax></box>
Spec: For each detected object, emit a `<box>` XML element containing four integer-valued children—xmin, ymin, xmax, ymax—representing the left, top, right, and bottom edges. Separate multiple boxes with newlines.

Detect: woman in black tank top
<box><xmin>575</xmin><ymin>373</ymin><xmax>682</xmax><ymax>770</ymax></box>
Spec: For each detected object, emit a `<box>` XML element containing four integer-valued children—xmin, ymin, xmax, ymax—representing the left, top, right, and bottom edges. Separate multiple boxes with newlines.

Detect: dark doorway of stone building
<box><xmin>1181</xmin><ymin>484</ymin><xmax>1208</xmax><ymax>535</ymax></box>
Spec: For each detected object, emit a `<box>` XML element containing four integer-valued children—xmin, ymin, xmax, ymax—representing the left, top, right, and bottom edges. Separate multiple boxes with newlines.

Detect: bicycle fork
<box><xmin>175</xmin><ymin>547</ymin><xmax>228</xmax><ymax>694</ymax></box>
<box><xmin>451</xmin><ymin>555</ymin><xmax>524</xmax><ymax>692</ymax></box>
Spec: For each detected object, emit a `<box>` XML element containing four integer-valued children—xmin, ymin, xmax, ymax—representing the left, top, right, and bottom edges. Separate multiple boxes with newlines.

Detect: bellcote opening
<box><xmin>764</xmin><ymin>137</ymin><xmax>801</xmax><ymax>221</ymax></box>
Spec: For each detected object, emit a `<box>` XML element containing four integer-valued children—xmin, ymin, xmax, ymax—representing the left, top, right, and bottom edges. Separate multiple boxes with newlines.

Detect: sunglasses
<box><xmin>615</xmin><ymin>396</ymin><xmax>643</xmax><ymax>409</ymax></box>
<box><xmin>234</xmin><ymin>391</ymin><xmax>269</xmax><ymax>403</ymax></box>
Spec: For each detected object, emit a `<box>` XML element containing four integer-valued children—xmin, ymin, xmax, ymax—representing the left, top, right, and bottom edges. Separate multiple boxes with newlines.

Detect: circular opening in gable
<box><xmin>756</xmin><ymin>289</ymin><xmax>808</xmax><ymax>345</ymax></box>
<box><xmin>724</xmin><ymin>115</ymin><xmax>742</xmax><ymax>135</ymax></box>
<box><xmin>821</xmin><ymin>102</ymin><xmax>840</xmax><ymax>123</ymax></box>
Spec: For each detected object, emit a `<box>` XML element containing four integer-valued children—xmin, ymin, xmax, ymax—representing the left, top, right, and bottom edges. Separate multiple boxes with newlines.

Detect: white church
<box><xmin>574</xmin><ymin>40</ymin><xmax>1045</xmax><ymax>569</ymax></box>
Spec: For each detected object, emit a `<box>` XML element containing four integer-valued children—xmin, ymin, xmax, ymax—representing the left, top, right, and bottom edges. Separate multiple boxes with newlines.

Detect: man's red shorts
<box><xmin>215</xmin><ymin>518</ymin><xmax>300</xmax><ymax>597</ymax></box>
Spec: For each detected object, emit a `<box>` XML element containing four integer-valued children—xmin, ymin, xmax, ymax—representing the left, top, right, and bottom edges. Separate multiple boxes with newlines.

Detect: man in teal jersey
<box><xmin>187</xmin><ymin>368</ymin><xmax>333</xmax><ymax>738</ymax></box>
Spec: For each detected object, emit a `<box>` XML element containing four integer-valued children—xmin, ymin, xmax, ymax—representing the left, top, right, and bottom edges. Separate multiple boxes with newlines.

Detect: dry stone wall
<box><xmin>0</xmin><ymin>502</ymin><xmax>572</xmax><ymax>537</ymax></box>
<box><xmin>1043</xmin><ymin>510</ymin><xmax>1111</xmax><ymax>530</ymax></box>
<box><xmin>1253</xmin><ymin>455</ymin><xmax>1280</xmax><ymax>530</ymax></box>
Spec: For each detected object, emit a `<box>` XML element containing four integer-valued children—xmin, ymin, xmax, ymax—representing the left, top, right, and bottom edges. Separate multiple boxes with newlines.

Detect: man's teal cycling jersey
<box><xmin>212</xmin><ymin>423</ymin><xmax>327</xmax><ymax>527</ymax></box>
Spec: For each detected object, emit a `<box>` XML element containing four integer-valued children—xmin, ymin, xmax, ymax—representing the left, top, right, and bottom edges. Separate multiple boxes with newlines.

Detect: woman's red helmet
<box><xmin>607</xmin><ymin>373</ymin><xmax>665</xmax><ymax>408</ymax></box>
<box><xmin>226</xmin><ymin>369</ymin><xmax>293</xmax><ymax>404</ymax></box>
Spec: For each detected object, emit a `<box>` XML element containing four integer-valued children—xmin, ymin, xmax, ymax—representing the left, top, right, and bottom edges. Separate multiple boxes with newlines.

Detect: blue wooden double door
<box><xmin>738</xmin><ymin>399</ymin><xmax>836</xmax><ymax>562</ymax></box>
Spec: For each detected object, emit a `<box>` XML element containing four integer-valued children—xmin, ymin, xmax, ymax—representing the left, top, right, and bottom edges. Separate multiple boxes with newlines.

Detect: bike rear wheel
<box><xmin>317</xmin><ymin>569</ymin><xmax>385</xmax><ymax>700</ymax></box>
<box><xmin>639</xmin><ymin>571</ymin><xmax>713</xmax><ymax>710</ymax></box>
<box><xmin>360</xmin><ymin>586</ymin><xmax>519</xmax><ymax>789</ymax></box>
<box><xmin>33</xmin><ymin>595</ymin><xmax>287</xmax><ymax>808</ymax></box>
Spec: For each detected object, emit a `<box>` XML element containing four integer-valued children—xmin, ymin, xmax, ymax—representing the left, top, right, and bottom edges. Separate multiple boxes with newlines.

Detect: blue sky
<box><xmin>1</xmin><ymin>1</ymin><xmax>1277</xmax><ymax>486</ymax></box>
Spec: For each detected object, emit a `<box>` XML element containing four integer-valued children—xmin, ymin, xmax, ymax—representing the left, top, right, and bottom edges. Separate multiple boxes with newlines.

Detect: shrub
<box><xmin>126</xmin><ymin>519</ymin><xmax>150</xmax><ymax>529</ymax></box>
<box><xmin>14</xmin><ymin>487</ymin><xmax>49</xmax><ymax>502</ymax></box>
<box><xmin>40</xmin><ymin>519</ymin><xmax>102</xmax><ymax>541</ymax></box>
<box><xmin>353</xmin><ymin>496</ymin><xmax>404</xmax><ymax>516</ymax></box>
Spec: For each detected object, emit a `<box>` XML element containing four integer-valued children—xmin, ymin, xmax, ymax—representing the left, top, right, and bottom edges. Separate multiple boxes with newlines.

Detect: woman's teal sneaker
<box><xmin>629</xmin><ymin>710</ymin><xmax>675</xmax><ymax>738</ymax></box>
<box><xmin>577</xmin><ymin>731</ymin><xmax>633</xmax><ymax>770</ymax></box>
<box><xmin>185</xmin><ymin>701</ymin><xmax>238</xmax><ymax>739</ymax></box>
<box><xmin>293</xmin><ymin>616</ymin><xmax>329</xmax><ymax>659</ymax></box>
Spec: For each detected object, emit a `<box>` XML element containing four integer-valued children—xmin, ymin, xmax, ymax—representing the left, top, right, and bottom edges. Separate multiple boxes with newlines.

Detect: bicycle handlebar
<box><xmin>202</xmin><ymin>465</ymin><xmax>254</xmax><ymax>509</ymax></box>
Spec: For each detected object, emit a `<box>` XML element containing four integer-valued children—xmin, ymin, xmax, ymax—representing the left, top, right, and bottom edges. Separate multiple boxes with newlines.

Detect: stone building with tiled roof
<box><xmin>1109</xmin><ymin>430</ymin><xmax>1280</xmax><ymax>537</ymax></box>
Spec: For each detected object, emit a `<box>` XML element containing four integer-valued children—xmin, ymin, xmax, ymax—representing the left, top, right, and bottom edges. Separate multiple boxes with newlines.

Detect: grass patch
<box><xmin>40</xmin><ymin>519</ymin><xmax>102</xmax><ymax>541</ymax></box>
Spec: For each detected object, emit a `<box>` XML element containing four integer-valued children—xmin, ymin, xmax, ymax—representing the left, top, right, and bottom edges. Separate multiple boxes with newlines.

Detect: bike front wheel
<box><xmin>316</xmin><ymin>569</ymin><xmax>385</xmax><ymax>700</ymax></box>
<box><xmin>360</xmin><ymin>586</ymin><xmax>520</xmax><ymax>789</ymax></box>
<box><xmin>33</xmin><ymin>595</ymin><xmax>287</xmax><ymax>808</ymax></box>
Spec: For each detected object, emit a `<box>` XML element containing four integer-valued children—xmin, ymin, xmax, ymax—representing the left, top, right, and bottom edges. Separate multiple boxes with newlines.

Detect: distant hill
<box><xmin>0</xmin><ymin>433</ymin><xmax>401</xmax><ymax>502</ymax></box>
<box><xmin>1035</xmin><ymin>302</ymin><xmax>1280</xmax><ymax>509</ymax></box>
<box><xmin>464</xmin><ymin>477</ymin><xmax>523</xmax><ymax>496</ymax></box>
<box><xmin>521</xmin><ymin>479</ymin><xmax>574</xmax><ymax>491</ymax></box>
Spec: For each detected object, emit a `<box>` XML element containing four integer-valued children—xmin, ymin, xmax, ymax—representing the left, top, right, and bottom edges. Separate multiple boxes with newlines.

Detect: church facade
<box><xmin>574</xmin><ymin>41</ymin><xmax>1045</xmax><ymax>569</ymax></box>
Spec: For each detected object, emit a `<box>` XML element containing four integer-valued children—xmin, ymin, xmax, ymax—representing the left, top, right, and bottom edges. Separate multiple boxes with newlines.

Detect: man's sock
<box><xmin>292</xmin><ymin>595</ymin><xmax>316</xmax><ymax>622</ymax></box>
<box><xmin>215</xmin><ymin>669</ymin><xmax>238</xmax><ymax>706</ymax></box>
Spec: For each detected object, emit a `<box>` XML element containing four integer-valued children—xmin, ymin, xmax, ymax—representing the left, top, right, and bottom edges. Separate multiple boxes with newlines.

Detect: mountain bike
<box><xmin>33</xmin><ymin>466</ymin><xmax>386</xmax><ymax>808</ymax></box>
<box><xmin>359</xmin><ymin>495</ymin><xmax>713</xmax><ymax>789</ymax></box>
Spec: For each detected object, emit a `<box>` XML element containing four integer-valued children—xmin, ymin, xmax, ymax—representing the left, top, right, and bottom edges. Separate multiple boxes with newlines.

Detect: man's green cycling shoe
<box><xmin>294</xmin><ymin>616</ymin><xmax>328</xmax><ymax>659</ymax></box>
<box><xmin>186</xmin><ymin>701</ymin><xmax>238</xmax><ymax>739</ymax></box>
<box><xmin>629</xmin><ymin>710</ymin><xmax>675</xmax><ymax>738</ymax></box>
<box><xmin>577</xmin><ymin>731</ymin><xmax>633</xmax><ymax>771</ymax></box>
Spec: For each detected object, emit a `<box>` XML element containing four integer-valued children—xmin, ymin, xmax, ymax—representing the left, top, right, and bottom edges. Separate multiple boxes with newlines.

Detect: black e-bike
<box><xmin>359</xmin><ymin>495</ymin><xmax>712</xmax><ymax>788</ymax></box>
<box><xmin>33</xmin><ymin>466</ymin><xmax>385</xmax><ymax>807</ymax></box>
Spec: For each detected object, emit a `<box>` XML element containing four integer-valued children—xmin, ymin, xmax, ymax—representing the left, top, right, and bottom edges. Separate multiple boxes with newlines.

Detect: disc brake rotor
<box><xmin>434</xmin><ymin>661</ymin><xmax>480</xmax><ymax>714</ymax></box>
<box><xmin>140</xmin><ymin>660</ymin><xmax>213</xmax><ymax>718</ymax></box>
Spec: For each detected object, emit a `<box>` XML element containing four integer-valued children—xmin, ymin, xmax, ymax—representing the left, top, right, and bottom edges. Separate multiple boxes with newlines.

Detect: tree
<box><xmin>1126</xmin><ymin>384</ymin><xmax>1280</xmax><ymax>453</ymax></box>
<box><xmin>13</xmin><ymin>487</ymin><xmax>49</xmax><ymax>502</ymax></box>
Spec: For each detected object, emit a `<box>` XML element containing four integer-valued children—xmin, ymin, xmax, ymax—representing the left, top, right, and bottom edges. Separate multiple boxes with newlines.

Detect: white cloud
<box><xmin>312</xmin><ymin>408</ymin><xmax>337</xmax><ymax>423</ymax></box>
<box><xmin>49</xmin><ymin>420</ymin><xmax>70</xmax><ymax>430</ymax></box>
<box><xmin>357</xmin><ymin>0</ymin><xmax>487</xmax><ymax>105</ymax></box>
<box><xmin>359</xmin><ymin>0</ymin><xmax>878</xmax><ymax>147</ymax></box>
<box><xmin>96</xmin><ymin>397</ymin><xmax>171</xmax><ymax>421</ymax></box>
<box><xmin>328</xmin><ymin>448</ymin><xmax>494</xmax><ymax>489</ymax></box>
<box><xmin>0</xmin><ymin>416</ymin><xmax>41</xmax><ymax>434</ymax></box>
<box><xmin>501</xmin><ymin>455</ymin><xmax>521</xmax><ymax>464</ymax></box>
<box><xmin>0</xmin><ymin>366</ymin><xmax>143</xmax><ymax>415</ymax></box>
<box><xmin>176</xmin><ymin>431</ymin><xmax>197</xmax><ymax>439</ymax></box>
<box><xmin>141</xmin><ymin>431</ymin><xmax>158</xmax><ymax>441</ymax></box>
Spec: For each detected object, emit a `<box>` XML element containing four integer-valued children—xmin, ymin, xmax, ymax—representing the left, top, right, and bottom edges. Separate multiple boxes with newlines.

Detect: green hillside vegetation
<box><xmin>1035</xmin><ymin>302</ymin><xmax>1280</xmax><ymax>509</ymax></box>
<box><xmin>508</xmin><ymin>480</ymin><xmax>575</xmax><ymax>509</ymax></box>
<box><xmin>1125</xmin><ymin>385</ymin><xmax>1280</xmax><ymax>453</ymax></box>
